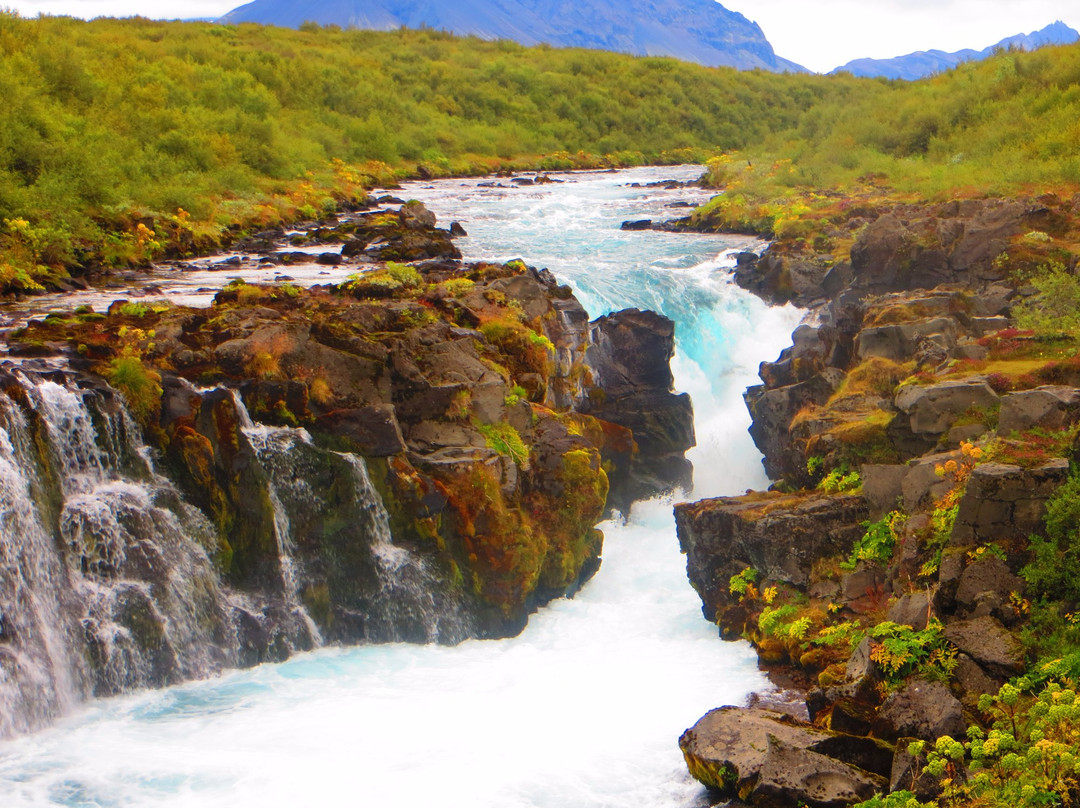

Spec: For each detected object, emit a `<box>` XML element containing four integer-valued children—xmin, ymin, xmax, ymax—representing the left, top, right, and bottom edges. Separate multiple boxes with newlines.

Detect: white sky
<box><xmin>2</xmin><ymin>0</ymin><xmax>1079</xmax><ymax>73</ymax></box>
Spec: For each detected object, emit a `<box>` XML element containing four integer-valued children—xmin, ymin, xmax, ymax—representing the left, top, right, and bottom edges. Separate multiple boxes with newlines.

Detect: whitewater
<box><xmin>0</xmin><ymin>165</ymin><xmax>803</xmax><ymax>807</ymax></box>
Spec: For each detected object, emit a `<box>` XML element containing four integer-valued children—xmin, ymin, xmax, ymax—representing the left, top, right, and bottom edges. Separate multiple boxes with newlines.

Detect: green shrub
<box><xmin>385</xmin><ymin>261</ymin><xmax>421</xmax><ymax>287</ymax></box>
<box><xmin>1014</xmin><ymin>262</ymin><xmax>1080</xmax><ymax>337</ymax></box>
<box><xmin>1022</xmin><ymin>472</ymin><xmax>1080</xmax><ymax>601</ymax></box>
<box><xmin>106</xmin><ymin>356</ymin><xmax>162</xmax><ymax>423</ymax></box>
<box><xmin>476</xmin><ymin>420</ymin><xmax>528</xmax><ymax>466</ymax></box>
<box><xmin>819</xmin><ymin>466</ymin><xmax>861</xmax><ymax>494</ymax></box>
<box><xmin>842</xmin><ymin>510</ymin><xmax>906</xmax><ymax>571</ymax></box>
<box><xmin>867</xmin><ymin>620</ymin><xmax>957</xmax><ymax>686</ymax></box>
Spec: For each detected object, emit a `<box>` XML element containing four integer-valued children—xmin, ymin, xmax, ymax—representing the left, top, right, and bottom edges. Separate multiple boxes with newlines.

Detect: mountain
<box><xmin>218</xmin><ymin>0</ymin><xmax>807</xmax><ymax>72</ymax></box>
<box><xmin>832</xmin><ymin>20</ymin><xmax>1079</xmax><ymax>80</ymax></box>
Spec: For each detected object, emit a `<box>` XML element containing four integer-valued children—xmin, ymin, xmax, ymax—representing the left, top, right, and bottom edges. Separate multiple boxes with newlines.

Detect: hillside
<box><xmin>4</xmin><ymin>12</ymin><xmax>1080</xmax><ymax>296</ymax></box>
<box><xmin>0</xmin><ymin>12</ymin><xmax>845</xmax><ymax>293</ymax></box>
<box><xmin>219</xmin><ymin>0</ymin><xmax>807</xmax><ymax>72</ymax></box>
<box><xmin>832</xmin><ymin>20</ymin><xmax>1079</xmax><ymax>80</ymax></box>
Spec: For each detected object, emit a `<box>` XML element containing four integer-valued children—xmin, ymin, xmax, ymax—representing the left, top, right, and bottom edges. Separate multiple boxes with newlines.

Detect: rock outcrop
<box><xmin>3</xmin><ymin>204</ymin><xmax>696</xmax><ymax>734</ymax></box>
<box><xmin>676</xmin><ymin>191</ymin><xmax>1080</xmax><ymax>805</ymax></box>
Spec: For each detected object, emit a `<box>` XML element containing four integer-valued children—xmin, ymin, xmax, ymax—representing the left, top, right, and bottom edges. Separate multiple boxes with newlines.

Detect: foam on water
<box><xmin>0</xmin><ymin>166</ymin><xmax>804</xmax><ymax>807</ymax></box>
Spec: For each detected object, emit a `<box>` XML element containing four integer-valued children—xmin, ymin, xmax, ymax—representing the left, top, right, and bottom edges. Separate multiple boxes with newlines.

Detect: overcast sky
<box><xmin>3</xmin><ymin>0</ymin><xmax>1079</xmax><ymax>73</ymax></box>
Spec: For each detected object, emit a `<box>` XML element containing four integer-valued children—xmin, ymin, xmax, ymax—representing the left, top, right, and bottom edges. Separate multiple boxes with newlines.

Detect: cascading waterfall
<box><xmin>0</xmin><ymin>370</ymin><xmax>240</xmax><ymax>734</ymax></box>
<box><xmin>229</xmin><ymin>390</ymin><xmax>471</xmax><ymax>645</ymax></box>
<box><xmin>337</xmin><ymin>451</ymin><xmax>467</xmax><ymax>643</ymax></box>
<box><xmin>0</xmin><ymin>166</ymin><xmax>805</xmax><ymax>808</ymax></box>
<box><xmin>0</xmin><ymin>394</ymin><xmax>89</xmax><ymax>737</ymax></box>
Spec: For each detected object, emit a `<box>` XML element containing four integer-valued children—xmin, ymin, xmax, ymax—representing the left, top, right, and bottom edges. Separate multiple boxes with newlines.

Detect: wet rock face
<box><xmin>675</xmin><ymin>492</ymin><xmax>868</xmax><ymax>622</ymax></box>
<box><xmin>15</xmin><ymin>256</ymin><xmax>696</xmax><ymax>649</ymax></box>
<box><xmin>583</xmin><ymin>308</ymin><xmax>696</xmax><ymax>509</ymax></box>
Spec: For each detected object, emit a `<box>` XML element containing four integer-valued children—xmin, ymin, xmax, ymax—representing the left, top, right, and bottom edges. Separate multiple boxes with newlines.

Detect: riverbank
<box><xmin>674</xmin><ymin>186</ymin><xmax>1080</xmax><ymax>806</ymax></box>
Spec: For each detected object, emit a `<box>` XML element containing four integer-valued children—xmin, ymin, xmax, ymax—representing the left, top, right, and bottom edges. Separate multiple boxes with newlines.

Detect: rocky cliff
<box><xmin>674</xmin><ymin>190</ymin><xmax>1080</xmax><ymax>806</ymax></box>
<box><xmin>0</xmin><ymin>201</ymin><xmax>694</xmax><ymax>736</ymax></box>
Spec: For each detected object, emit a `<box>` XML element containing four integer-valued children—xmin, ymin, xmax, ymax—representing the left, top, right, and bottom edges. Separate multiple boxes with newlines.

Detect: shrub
<box><xmin>476</xmin><ymin>420</ymin><xmax>528</xmax><ymax>466</ymax></box>
<box><xmin>842</xmin><ymin>510</ymin><xmax>906</xmax><ymax>571</ymax></box>
<box><xmin>1014</xmin><ymin>262</ymin><xmax>1080</xmax><ymax>337</ymax></box>
<box><xmin>1022</xmin><ymin>472</ymin><xmax>1080</xmax><ymax>601</ymax></box>
<box><xmin>385</xmin><ymin>261</ymin><xmax>421</xmax><ymax>287</ymax></box>
<box><xmin>819</xmin><ymin>466</ymin><xmax>861</xmax><ymax>494</ymax></box>
<box><xmin>867</xmin><ymin>620</ymin><xmax>957</xmax><ymax>686</ymax></box>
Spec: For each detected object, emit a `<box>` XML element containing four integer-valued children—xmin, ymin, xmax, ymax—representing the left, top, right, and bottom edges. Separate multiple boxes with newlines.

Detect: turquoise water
<box><xmin>0</xmin><ymin>166</ymin><xmax>803</xmax><ymax>807</ymax></box>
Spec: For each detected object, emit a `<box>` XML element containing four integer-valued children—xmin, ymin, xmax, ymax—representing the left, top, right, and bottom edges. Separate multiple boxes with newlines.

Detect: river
<box><xmin>0</xmin><ymin>165</ymin><xmax>802</xmax><ymax>807</ymax></box>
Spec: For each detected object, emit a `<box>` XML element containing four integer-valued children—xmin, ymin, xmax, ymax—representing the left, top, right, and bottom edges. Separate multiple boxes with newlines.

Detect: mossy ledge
<box><xmin>8</xmin><ymin>203</ymin><xmax>694</xmax><ymax>645</ymax></box>
<box><xmin>675</xmin><ymin>191</ymin><xmax>1080</xmax><ymax>807</ymax></box>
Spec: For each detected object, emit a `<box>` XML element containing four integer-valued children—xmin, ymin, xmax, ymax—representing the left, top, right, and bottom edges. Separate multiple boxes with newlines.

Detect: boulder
<box><xmin>753</xmin><ymin>736</ymin><xmax>884</xmax><ymax>808</ymax></box>
<box><xmin>953</xmin><ymin>653</ymin><xmax>1004</xmax><ymax>704</ymax></box>
<box><xmin>676</xmin><ymin>492</ymin><xmax>869</xmax><ymax>620</ymax></box>
<box><xmin>679</xmin><ymin>707</ymin><xmax>886</xmax><ymax>804</ymax></box>
<box><xmin>954</xmin><ymin>556</ymin><xmax>1023</xmax><ymax>620</ymax></box>
<box><xmin>900</xmin><ymin>451</ymin><xmax>960</xmax><ymax>511</ymax></box>
<box><xmin>855</xmin><ymin>317</ymin><xmax>959</xmax><ymax>363</ymax></box>
<box><xmin>998</xmin><ymin>385</ymin><xmax>1080</xmax><ymax>435</ymax></box>
<box><xmin>314</xmin><ymin>405</ymin><xmax>406</xmax><ymax>456</ymax></box>
<box><xmin>894</xmin><ymin>380</ymin><xmax>999</xmax><ymax>436</ymax></box>
<box><xmin>873</xmin><ymin>680</ymin><xmax>966</xmax><ymax>741</ymax></box>
<box><xmin>943</xmin><ymin>616</ymin><xmax>1024</xmax><ymax>679</ymax></box>
<box><xmin>950</xmin><ymin>459</ymin><xmax>1070</xmax><ymax>547</ymax></box>
<box><xmin>398</xmin><ymin>200</ymin><xmax>437</xmax><ymax>230</ymax></box>
<box><xmin>886</xmin><ymin>591</ymin><xmax>933</xmax><ymax>631</ymax></box>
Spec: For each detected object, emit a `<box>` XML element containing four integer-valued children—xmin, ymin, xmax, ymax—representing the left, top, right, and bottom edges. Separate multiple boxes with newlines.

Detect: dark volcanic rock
<box><xmin>873</xmin><ymin>680</ymin><xmax>966</xmax><ymax>742</ymax></box>
<box><xmin>753</xmin><ymin>736</ymin><xmax>883</xmax><ymax>808</ymax></box>
<box><xmin>998</xmin><ymin>385</ymin><xmax>1080</xmax><ymax>434</ymax></box>
<box><xmin>679</xmin><ymin>707</ymin><xmax>887</xmax><ymax>805</ymax></box>
<box><xmin>583</xmin><ymin>308</ymin><xmax>696</xmax><ymax>508</ymax></box>
<box><xmin>943</xmin><ymin>616</ymin><xmax>1025</xmax><ymax>679</ymax></box>
<box><xmin>949</xmin><ymin>459</ymin><xmax>1069</xmax><ymax>547</ymax></box>
<box><xmin>676</xmin><ymin>491</ymin><xmax>868</xmax><ymax>622</ymax></box>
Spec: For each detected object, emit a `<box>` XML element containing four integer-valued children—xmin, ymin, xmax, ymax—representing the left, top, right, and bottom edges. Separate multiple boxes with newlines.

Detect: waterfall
<box><xmin>0</xmin><ymin>368</ymin><xmax>478</xmax><ymax>737</ymax></box>
<box><xmin>0</xmin><ymin>370</ymin><xmax>238</xmax><ymax>734</ymax></box>
<box><xmin>0</xmin><ymin>395</ymin><xmax>88</xmax><ymax>737</ymax></box>
<box><xmin>229</xmin><ymin>390</ymin><xmax>471</xmax><ymax>645</ymax></box>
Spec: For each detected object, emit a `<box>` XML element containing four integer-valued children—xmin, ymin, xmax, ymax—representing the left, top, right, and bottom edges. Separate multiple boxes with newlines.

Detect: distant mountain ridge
<box><xmin>832</xmin><ymin>21</ymin><xmax>1079</xmax><ymax>80</ymax></box>
<box><xmin>218</xmin><ymin>0</ymin><xmax>808</xmax><ymax>73</ymax></box>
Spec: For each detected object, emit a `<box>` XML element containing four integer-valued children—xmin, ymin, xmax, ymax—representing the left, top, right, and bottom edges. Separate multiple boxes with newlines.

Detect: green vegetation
<box><xmin>1013</xmin><ymin>262</ymin><xmax>1080</xmax><ymax>337</ymax></box>
<box><xmin>842</xmin><ymin>510</ymin><xmax>906</xmax><ymax>571</ymax></box>
<box><xmin>104</xmin><ymin>355</ymin><xmax>162</xmax><ymax>423</ymax></box>
<box><xmin>3</xmin><ymin>11</ymin><xmax>1080</xmax><ymax>291</ymax></box>
<box><xmin>0</xmin><ymin>12</ymin><xmax>846</xmax><ymax>291</ymax></box>
<box><xmin>866</xmin><ymin>620</ymin><xmax>957</xmax><ymax>687</ymax></box>
<box><xmin>476</xmin><ymin>420</ymin><xmax>529</xmax><ymax>466</ymax></box>
<box><xmin>1022</xmin><ymin>472</ymin><xmax>1080</xmax><ymax>602</ymax></box>
<box><xmin>819</xmin><ymin>466</ymin><xmax>862</xmax><ymax>494</ymax></box>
